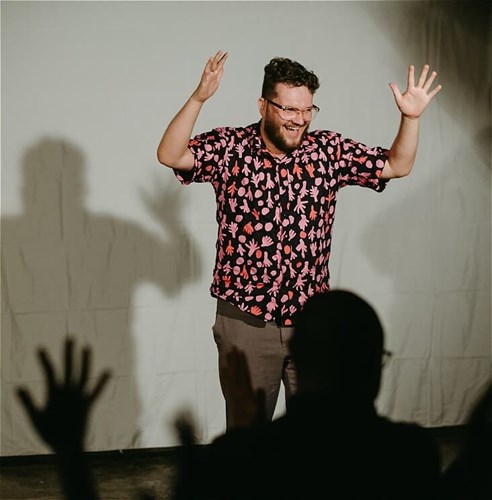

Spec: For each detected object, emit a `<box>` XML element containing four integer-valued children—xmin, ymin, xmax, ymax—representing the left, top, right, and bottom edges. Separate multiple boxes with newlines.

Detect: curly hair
<box><xmin>261</xmin><ymin>57</ymin><xmax>320</xmax><ymax>99</ymax></box>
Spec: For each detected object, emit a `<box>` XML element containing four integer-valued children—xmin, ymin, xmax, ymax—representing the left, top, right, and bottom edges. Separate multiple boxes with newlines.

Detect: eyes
<box><xmin>264</xmin><ymin>99</ymin><xmax>320</xmax><ymax>120</ymax></box>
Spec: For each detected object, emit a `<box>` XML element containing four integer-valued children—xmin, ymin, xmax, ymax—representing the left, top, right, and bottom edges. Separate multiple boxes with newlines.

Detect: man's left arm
<box><xmin>381</xmin><ymin>64</ymin><xmax>442</xmax><ymax>180</ymax></box>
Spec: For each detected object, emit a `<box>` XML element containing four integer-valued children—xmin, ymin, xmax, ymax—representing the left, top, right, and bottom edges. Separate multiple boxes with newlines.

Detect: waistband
<box><xmin>216</xmin><ymin>299</ymin><xmax>270</xmax><ymax>328</ymax></box>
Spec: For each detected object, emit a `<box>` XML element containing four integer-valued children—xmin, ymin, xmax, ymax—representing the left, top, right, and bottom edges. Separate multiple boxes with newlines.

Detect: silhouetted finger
<box><xmin>38</xmin><ymin>349</ymin><xmax>56</xmax><ymax>389</ymax></box>
<box><xmin>64</xmin><ymin>337</ymin><xmax>75</xmax><ymax>385</ymax></box>
<box><xmin>79</xmin><ymin>346</ymin><xmax>91</xmax><ymax>389</ymax></box>
<box><xmin>88</xmin><ymin>369</ymin><xmax>111</xmax><ymax>404</ymax></box>
<box><xmin>174</xmin><ymin>411</ymin><xmax>196</xmax><ymax>446</ymax></box>
<box><xmin>16</xmin><ymin>388</ymin><xmax>39</xmax><ymax>423</ymax></box>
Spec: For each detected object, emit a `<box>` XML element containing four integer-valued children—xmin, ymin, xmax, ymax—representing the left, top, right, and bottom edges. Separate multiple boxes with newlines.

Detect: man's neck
<box><xmin>259</xmin><ymin>129</ymin><xmax>288</xmax><ymax>159</ymax></box>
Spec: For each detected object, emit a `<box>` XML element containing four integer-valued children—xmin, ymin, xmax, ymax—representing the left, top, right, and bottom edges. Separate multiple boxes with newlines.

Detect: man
<box><xmin>157</xmin><ymin>51</ymin><xmax>442</xmax><ymax>426</ymax></box>
<box><xmin>173</xmin><ymin>290</ymin><xmax>442</xmax><ymax>500</ymax></box>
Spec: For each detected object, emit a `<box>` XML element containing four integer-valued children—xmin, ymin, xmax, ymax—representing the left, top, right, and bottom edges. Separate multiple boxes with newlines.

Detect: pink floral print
<box><xmin>175</xmin><ymin>122</ymin><xmax>389</xmax><ymax>326</ymax></box>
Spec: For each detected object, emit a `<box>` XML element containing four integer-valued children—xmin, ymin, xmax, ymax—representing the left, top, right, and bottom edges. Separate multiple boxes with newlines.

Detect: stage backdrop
<box><xmin>2</xmin><ymin>1</ymin><xmax>490</xmax><ymax>456</ymax></box>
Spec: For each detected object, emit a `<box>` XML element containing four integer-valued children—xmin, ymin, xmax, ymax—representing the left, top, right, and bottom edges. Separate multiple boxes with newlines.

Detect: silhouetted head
<box><xmin>22</xmin><ymin>138</ymin><xmax>86</xmax><ymax>211</ymax></box>
<box><xmin>290</xmin><ymin>289</ymin><xmax>385</xmax><ymax>400</ymax></box>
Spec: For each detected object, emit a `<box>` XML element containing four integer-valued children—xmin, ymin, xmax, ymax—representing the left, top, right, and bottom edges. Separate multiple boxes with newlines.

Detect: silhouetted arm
<box><xmin>17</xmin><ymin>338</ymin><xmax>111</xmax><ymax>500</ymax></box>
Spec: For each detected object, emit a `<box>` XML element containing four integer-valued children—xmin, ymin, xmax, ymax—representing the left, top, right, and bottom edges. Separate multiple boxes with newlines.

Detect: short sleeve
<box><xmin>173</xmin><ymin>127</ymin><xmax>233</xmax><ymax>185</ymax></box>
<box><xmin>335</xmin><ymin>134</ymin><xmax>390</xmax><ymax>192</ymax></box>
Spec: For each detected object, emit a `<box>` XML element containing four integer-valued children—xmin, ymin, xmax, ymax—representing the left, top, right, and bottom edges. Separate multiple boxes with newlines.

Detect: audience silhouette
<box><xmin>173</xmin><ymin>289</ymin><xmax>442</xmax><ymax>500</ymax></box>
<box><xmin>17</xmin><ymin>337</ymin><xmax>111</xmax><ymax>500</ymax></box>
<box><xmin>440</xmin><ymin>383</ymin><xmax>492</xmax><ymax>499</ymax></box>
<box><xmin>17</xmin><ymin>289</ymin><xmax>491</xmax><ymax>500</ymax></box>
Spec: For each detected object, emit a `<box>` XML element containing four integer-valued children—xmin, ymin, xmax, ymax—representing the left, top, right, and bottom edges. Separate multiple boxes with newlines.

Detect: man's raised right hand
<box><xmin>191</xmin><ymin>50</ymin><xmax>229</xmax><ymax>103</ymax></box>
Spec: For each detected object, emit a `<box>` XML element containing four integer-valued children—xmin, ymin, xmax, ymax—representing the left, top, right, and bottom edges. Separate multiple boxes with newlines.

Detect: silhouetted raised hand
<box><xmin>171</xmin><ymin>290</ymin><xmax>443</xmax><ymax>500</ymax></box>
<box><xmin>17</xmin><ymin>337</ymin><xmax>111</xmax><ymax>500</ymax></box>
<box><xmin>221</xmin><ymin>346</ymin><xmax>267</xmax><ymax>429</ymax></box>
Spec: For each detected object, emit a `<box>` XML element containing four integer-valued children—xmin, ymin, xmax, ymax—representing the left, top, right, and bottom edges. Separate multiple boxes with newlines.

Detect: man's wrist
<box><xmin>401</xmin><ymin>113</ymin><xmax>420</xmax><ymax>122</ymax></box>
<box><xmin>189</xmin><ymin>93</ymin><xmax>207</xmax><ymax>105</ymax></box>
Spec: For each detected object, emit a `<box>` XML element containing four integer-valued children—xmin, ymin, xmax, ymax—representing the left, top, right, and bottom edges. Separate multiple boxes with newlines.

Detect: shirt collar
<box><xmin>251</xmin><ymin>120</ymin><xmax>310</xmax><ymax>161</ymax></box>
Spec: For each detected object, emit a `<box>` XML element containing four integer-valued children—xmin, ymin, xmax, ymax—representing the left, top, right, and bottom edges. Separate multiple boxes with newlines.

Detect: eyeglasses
<box><xmin>264</xmin><ymin>98</ymin><xmax>320</xmax><ymax>121</ymax></box>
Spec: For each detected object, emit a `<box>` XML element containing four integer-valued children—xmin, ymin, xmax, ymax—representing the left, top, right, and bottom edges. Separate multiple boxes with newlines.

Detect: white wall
<box><xmin>1</xmin><ymin>0</ymin><xmax>490</xmax><ymax>456</ymax></box>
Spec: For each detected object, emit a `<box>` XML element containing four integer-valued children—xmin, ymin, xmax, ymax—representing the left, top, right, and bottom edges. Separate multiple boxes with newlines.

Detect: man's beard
<box><xmin>263</xmin><ymin>118</ymin><xmax>308</xmax><ymax>154</ymax></box>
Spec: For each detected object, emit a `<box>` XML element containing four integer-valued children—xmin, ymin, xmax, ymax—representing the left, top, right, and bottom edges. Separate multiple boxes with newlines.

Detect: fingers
<box><xmin>79</xmin><ymin>345</ymin><xmax>90</xmax><ymax>388</ymax></box>
<box><xmin>37</xmin><ymin>338</ymin><xmax>110</xmax><ymax>402</ymax></box>
<box><xmin>222</xmin><ymin>348</ymin><xmax>237</xmax><ymax>386</ymax></box>
<box><xmin>70</xmin><ymin>341</ymin><xmax>111</xmax><ymax>404</ymax></box>
<box><xmin>407</xmin><ymin>64</ymin><xmax>415</xmax><ymax>89</ymax></box>
<box><xmin>423</xmin><ymin>69</ymin><xmax>442</xmax><ymax>98</ymax></box>
<box><xmin>194</xmin><ymin>50</ymin><xmax>228</xmax><ymax>102</ymax></box>
<box><xmin>64</xmin><ymin>337</ymin><xmax>74</xmax><ymax>386</ymax></box>
<box><xmin>227</xmin><ymin>346</ymin><xmax>252</xmax><ymax>388</ymax></box>
<box><xmin>174</xmin><ymin>410</ymin><xmax>197</xmax><ymax>446</ymax></box>
<box><xmin>428</xmin><ymin>83</ymin><xmax>442</xmax><ymax>99</ymax></box>
<box><xmin>17</xmin><ymin>388</ymin><xmax>39</xmax><ymax>423</ymax></box>
<box><xmin>206</xmin><ymin>50</ymin><xmax>228</xmax><ymax>74</ymax></box>
<box><xmin>401</xmin><ymin>64</ymin><xmax>441</xmax><ymax>99</ymax></box>
<box><xmin>88</xmin><ymin>369</ymin><xmax>111</xmax><ymax>405</ymax></box>
<box><xmin>221</xmin><ymin>346</ymin><xmax>255</xmax><ymax>405</ymax></box>
<box><xmin>417</xmin><ymin>64</ymin><xmax>430</xmax><ymax>87</ymax></box>
<box><xmin>422</xmin><ymin>68</ymin><xmax>436</xmax><ymax>91</ymax></box>
<box><xmin>38</xmin><ymin>348</ymin><xmax>56</xmax><ymax>389</ymax></box>
<box><xmin>388</xmin><ymin>82</ymin><xmax>402</xmax><ymax>101</ymax></box>
<box><xmin>213</xmin><ymin>50</ymin><xmax>228</xmax><ymax>70</ymax></box>
<box><xmin>416</xmin><ymin>64</ymin><xmax>442</xmax><ymax>96</ymax></box>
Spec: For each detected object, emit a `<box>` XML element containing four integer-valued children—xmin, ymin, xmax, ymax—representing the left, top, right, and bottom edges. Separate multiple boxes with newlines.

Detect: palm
<box><xmin>30</xmin><ymin>385</ymin><xmax>89</xmax><ymax>451</ymax></box>
<box><xmin>390</xmin><ymin>64</ymin><xmax>442</xmax><ymax>119</ymax></box>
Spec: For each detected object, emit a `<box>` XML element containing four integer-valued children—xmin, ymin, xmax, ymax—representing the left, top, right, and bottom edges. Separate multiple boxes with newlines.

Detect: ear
<box><xmin>258</xmin><ymin>97</ymin><xmax>266</xmax><ymax>118</ymax></box>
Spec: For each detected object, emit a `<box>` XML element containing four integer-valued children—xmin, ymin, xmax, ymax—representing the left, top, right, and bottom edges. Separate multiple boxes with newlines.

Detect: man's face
<box><xmin>259</xmin><ymin>83</ymin><xmax>314</xmax><ymax>156</ymax></box>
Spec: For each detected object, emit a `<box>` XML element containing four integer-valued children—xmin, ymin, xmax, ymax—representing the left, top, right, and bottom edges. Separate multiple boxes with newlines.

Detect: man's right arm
<box><xmin>156</xmin><ymin>50</ymin><xmax>229</xmax><ymax>171</ymax></box>
<box><xmin>156</xmin><ymin>97</ymin><xmax>204</xmax><ymax>171</ymax></box>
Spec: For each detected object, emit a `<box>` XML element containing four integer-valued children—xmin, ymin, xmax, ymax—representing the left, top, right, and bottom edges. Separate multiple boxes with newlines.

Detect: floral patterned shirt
<box><xmin>174</xmin><ymin>121</ymin><xmax>389</xmax><ymax>326</ymax></box>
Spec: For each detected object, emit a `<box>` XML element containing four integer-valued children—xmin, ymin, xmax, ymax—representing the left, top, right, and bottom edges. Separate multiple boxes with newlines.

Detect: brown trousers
<box><xmin>212</xmin><ymin>299</ymin><xmax>297</xmax><ymax>428</ymax></box>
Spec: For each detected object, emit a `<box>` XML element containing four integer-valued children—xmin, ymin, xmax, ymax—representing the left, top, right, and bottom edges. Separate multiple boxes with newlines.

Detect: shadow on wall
<box><xmin>1</xmin><ymin>138</ymin><xmax>202</xmax><ymax>454</ymax></box>
<box><xmin>359</xmin><ymin>1</ymin><xmax>491</xmax><ymax>425</ymax></box>
<box><xmin>363</xmin><ymin>0</ymin><xmax>491</xmax><ymax>164</ymax></box>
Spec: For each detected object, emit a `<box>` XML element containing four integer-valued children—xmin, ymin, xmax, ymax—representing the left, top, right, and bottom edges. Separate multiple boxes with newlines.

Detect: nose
<box><xmin>291</xmin><ymin>111</ymin><xmax>307</xmax><ymax>125</ymax></box>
